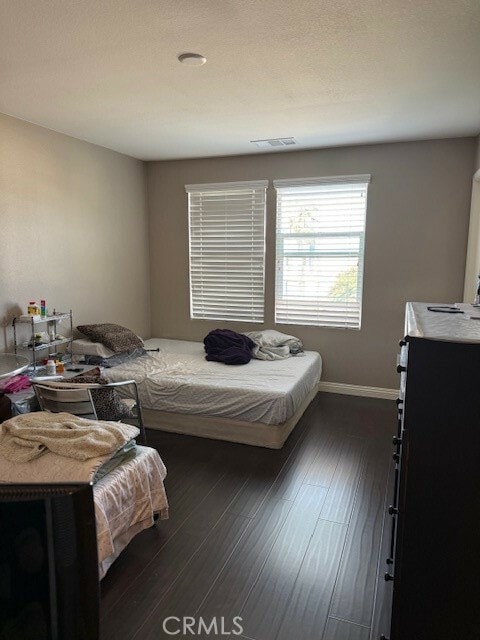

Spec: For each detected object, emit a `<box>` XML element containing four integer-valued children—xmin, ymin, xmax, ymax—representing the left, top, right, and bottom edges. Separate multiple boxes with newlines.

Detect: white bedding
<box><xmin>94</xmin><ymin>444</ymin><xmax>168</xmax><ymax>578</ymax></box>
<box><xmin>103</xmin><ymin>338</ymin><xmax>321</xmax><ymax>425</ymax></box>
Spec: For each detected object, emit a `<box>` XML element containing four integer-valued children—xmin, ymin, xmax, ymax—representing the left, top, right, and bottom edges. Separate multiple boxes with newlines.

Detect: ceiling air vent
<box><xmin>251</xmin><ymin>137</ymin><xmax>297</xmax><ymax>149</ymax></box>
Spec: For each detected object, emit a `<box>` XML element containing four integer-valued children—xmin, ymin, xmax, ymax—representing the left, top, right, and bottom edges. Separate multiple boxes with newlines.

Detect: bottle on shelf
<box><xmin>13</xmin><ymin>309</ymin><xmax>74</xmax><ymax>372</ymax></box>
<box><xmin>27</xmin><ymin>301</ymin><xmax>40</xmax><ymax>315</ymax></box>
<box><xmin>46</xmin><ymin>359</ymin><xmax>56</xmax><ymax>376</ymax></box>
<box><xmin>48</xmin><ymin>324</ymin><xmax>56</xmax><ymax>342</ymax></box>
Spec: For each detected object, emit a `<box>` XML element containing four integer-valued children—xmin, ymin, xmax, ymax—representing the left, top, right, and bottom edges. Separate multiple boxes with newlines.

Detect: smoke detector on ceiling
<box><xmin>251</xmin><ymin>137</ymin><xmax>297</xmax><ymax>149</ymax></box>
<box><xmin>178</xmin><ymin>53</ymin><xmax>207</xmax><ymax>66</ymax></box>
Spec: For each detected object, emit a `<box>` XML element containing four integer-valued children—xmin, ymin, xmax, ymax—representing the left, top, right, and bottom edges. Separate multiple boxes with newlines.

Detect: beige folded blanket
<box><xmin>0</xmin><ymin>411</ymin><xmax>139</xmax><ymax>463</ymax></box>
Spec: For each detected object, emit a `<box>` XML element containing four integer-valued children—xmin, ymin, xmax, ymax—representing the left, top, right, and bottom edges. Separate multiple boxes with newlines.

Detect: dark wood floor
<box><xmin>100</xmin><ymin>392</ymin><xmax>396</xmax><ymax>640</ymax></box>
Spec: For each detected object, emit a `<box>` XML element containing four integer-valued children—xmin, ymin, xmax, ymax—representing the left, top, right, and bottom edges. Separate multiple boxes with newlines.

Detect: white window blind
<box><xmin>274</xmin><ymin>175</ymin><xmax>370</xmax><ymax>329</ymax></box>
<box><xmin>186</xmin><ymin>180</ymin><xmax>267</xmax><ymax>322</ymax></box>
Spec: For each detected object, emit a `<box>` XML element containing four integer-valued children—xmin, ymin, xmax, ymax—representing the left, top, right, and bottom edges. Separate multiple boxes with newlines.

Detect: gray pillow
<box><xmin>77</xmin><ymin>323</ymin><xmax>144</xmax><ymax>353</ymax></box>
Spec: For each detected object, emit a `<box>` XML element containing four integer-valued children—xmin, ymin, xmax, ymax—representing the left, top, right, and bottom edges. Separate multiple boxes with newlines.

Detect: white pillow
<box><xmin>71</xmin><ymin>338</ymin><xmax>115</xmax><ymax>358</ymax></box>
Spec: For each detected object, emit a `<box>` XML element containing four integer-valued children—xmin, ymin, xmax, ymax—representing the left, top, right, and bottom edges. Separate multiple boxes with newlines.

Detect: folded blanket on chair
<box><xmin>203</xmin><ymin>329</ymin><xmax>255</xmax><ymax>365</ymax></box>
<box><xmin>0</xmin><ymin>411</ymin><xmax>139</xmax><ymax>463</ymax></box>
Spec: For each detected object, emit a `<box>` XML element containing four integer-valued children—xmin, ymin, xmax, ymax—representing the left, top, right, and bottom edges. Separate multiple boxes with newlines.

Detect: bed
<box><xmin>0</xmin><ymin>429</ymin><xmax>169</xmax><ymax>579</ymax></box>
<box><xmin>94</xmin><ymin>444</ymin><xmax>168</xmax><ymax>579</ymax></box>
<box><xmin>102</xmin><ymin>338</ymin><xmax>322</xmax><ymax>449</ymax></box>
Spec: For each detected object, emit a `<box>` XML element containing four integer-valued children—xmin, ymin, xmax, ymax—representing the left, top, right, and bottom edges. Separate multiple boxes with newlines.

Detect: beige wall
<box><xmin>147</xmin><ymin>138</ymin><xmax>476</xmax><ymax>389</ymax></box>
<box><xmin>463</xmin><ymin>134</ymin><xmax>480</xmax><ymax>301</ymax></box>
<box><xmin>1</xmin><ymin>115</ymin><xmax>474</xmax><ymax>389</ymax></box>
<box><xmin>0</xmin><ymin>114</ymin><xmax>150</xmax><ymax>351</ymax></box>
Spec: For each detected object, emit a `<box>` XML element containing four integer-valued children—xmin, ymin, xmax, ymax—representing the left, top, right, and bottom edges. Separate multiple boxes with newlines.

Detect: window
<box><xmin>186</xmin><ymin>180</ymin><xmax>267</xmax><ymax>322</ymax></box>
<box><xmin>274</xmin><ymin>175</ymin><xmax>370</xmax><ymax>329</ymax></box>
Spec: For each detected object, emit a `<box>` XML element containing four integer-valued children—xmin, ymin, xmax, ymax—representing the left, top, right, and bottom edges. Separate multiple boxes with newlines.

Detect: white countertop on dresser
<box><xmin>405</xmin><ymin>302</ymin><xmax>480</xmax><ymax>343</ymax></box>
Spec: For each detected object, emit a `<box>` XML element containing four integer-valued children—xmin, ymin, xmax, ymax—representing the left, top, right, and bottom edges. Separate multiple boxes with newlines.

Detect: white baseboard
<box><xmin>318</xmin><ymin>381</ymin><xmax>398</xmax><ymax>400</ymax></box>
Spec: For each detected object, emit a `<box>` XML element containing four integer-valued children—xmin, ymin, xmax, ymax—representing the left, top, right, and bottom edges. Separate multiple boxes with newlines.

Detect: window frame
<box><xmin>273</xmin><ymin>175</ymin><xmax>370</xmax><ymax>329</ymax></box>
<box><xmin>186</xmin><ymin>180</ymin><xmax>268</xmax><ymax>323</ymax></box>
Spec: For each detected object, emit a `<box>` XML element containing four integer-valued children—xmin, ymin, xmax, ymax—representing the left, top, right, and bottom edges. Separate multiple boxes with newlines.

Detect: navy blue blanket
<box><xmin>203</xmin><ymin>329</ymin><xmax>255</xmax><ymax>365</ymax></box>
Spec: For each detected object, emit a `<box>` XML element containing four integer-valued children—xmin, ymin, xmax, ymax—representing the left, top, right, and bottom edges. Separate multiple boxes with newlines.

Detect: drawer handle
<box><xmin>392</xmin><ymin>436</ymin><xmax>402</xmax><ymax>445</ymax></box>
<box><xmin>386</xmin><ymin>557</ymin><xmax>394</xmax><ymax>565</ymax></box>
<box><xmin>388</xmin><ymin>505</ymin><xmax>399</xmax><ymax>515</ymax></box>
<box><xmin>399</xmin><ymin>339</ymin><xmax>407</xmax><ymax>347</ymax></box>
<box><xmin>396</xmin><ymin>364</ymin><xmax>406</xmax><ymax>373</ymax></box>
<box><xmin>392</xmin><ymin>452</ymin><xmax>400</xmax><ymax>463</ymax></box>
<box><xmin>395</xmin><ymin>397</ymin><xmax>404</xmax><ymax>406</ymax></box>
<box><xmin>384</xmin><ymin>572</ymin><xmax>394</xmax><ymax>582</ymax></box>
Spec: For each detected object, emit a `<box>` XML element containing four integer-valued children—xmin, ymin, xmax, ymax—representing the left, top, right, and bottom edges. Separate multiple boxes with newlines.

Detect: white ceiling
<box><xmin>1</xmin><ymin>0</ymin><xmax>479</xmax><ymax>161</ymax></box>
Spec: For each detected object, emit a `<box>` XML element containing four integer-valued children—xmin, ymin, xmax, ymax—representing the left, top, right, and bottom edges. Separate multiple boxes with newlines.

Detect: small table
<box><xmin>0</xmin><ymin>353</ymin><xmax>30</xmax><ymax>379</ymax></box>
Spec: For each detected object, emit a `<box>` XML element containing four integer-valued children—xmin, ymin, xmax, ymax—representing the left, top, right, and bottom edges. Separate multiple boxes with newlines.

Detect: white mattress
<box><xmin>103</xmin><ymin>338</ymin><xmax>321</xmax><ymax>425</ymax></box>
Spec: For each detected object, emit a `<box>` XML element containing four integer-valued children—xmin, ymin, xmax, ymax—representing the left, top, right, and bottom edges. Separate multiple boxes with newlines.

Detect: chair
<box><xmin>32</xmin><ymin>379</ymin><xmax>147</xmax><ymax>444</ymax></box>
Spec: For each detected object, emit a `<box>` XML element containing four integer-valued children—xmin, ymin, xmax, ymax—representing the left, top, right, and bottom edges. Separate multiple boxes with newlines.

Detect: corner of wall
<box><xmin>463</xmin><ymin>134</ymin><xmax>480</xmax><ymax>301</ymax></box>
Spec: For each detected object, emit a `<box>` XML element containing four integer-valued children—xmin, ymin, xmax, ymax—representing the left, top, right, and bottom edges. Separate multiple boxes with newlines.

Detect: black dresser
<box><xmin>377</xmin><ymin>302</ymin><xmax>480</xmax><ymax>640</ymax></box>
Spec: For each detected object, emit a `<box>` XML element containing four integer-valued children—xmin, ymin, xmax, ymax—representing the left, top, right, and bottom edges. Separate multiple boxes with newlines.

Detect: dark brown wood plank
<box><xmin>99</xmin><ymin>394</ymin><xmax>395</xmax><ymax>640</ymax></box>
<box><xmin>317</xmin><ymin>393</ymin><xmax>395</xmax><ymax>440</ymax></box>
<box><xmin>323</xmin><ymin>617</ymin><xmax>370</xmax><ymax>640</ymax></box>
<box><xmin>134</xmin><ymin>511</ymin><xmax>251</xmax><ymax>640</ymax></box>
<box><xmin>227</xmin><ymin>397</ymin><xmax>318</xmax><ymax>518</ymax></box>
<box><xmin>227</xmin><ymin>398</ymin><xmax>332</xmax><ymax>518</ymax></box>
<box><xmin>101</xmin><ymin>529</ymin><xmax>199</xmax><ymax>640</ymax></box>
<box><xmin>196</xmin><ymin>497</ymin><xmax>294</xmax><ymax>623</ymax></box>
<box><xmin>328</xmin><ymin>434</ymin><xmax>392</xmax><ymax>627</ymax></box>
<box><xmin>301</xmin><ymin>425</ymin><xmax>344</xmax><ymax>488</ymax></box>
<box><xmin>100</xmin><ymin>470</ymin><xmax>251</xmax><ymax>639</ymax></box>
<box><xmin>100</xmin><ymin>455</ymin><xmax>227</xmax><ymax>613</ymax></box>
<box><xmin>274</xmin><ymin>519</ymin><xmax>348</xmax><ymax>640</ymax></box>
<box><xmin>240</xmin><ymin>484</ymin><xmax>329</xmax><ymax>640</ymax></box>
<box><xmin>226</xmin><ymin>457</ymin><xmax>287</xmax><ymax>519</ymax></box>
<box><xmin>101</xmin><ymin>429</ymin><xmax>260</xmax><ymax>613</ymax></box>
<box><xmin>269</xmin><ymin>420</ymin><xmax>344</xmax><ymax>501</ymax></box>
<box><xmin>319</xmin><ymin>435</ymin><xmax>367</xmax><ymax>524</ymax></box>
<box><xmin>226</xmin><ymin>432</ymin><xmax>305</xmax><ymax>518</ymax></box>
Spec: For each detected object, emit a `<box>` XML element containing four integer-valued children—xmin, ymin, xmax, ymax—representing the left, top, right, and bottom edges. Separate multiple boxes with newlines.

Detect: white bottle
<box><xmin>46</xmin><ymin>359</ymin><xmax>56</xmax><ymax>376</ymax></box>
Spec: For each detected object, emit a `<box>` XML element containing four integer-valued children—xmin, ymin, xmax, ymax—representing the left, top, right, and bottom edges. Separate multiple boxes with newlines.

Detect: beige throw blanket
<box><xmin>0</xmin><ymin>412</ymin><xmax>139</xmax><ymax>463</ymax></box>
<box><xmin>0</xmin><ymin>412</ymin><xmax>140</xmax><ymax>484</ymax></box>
